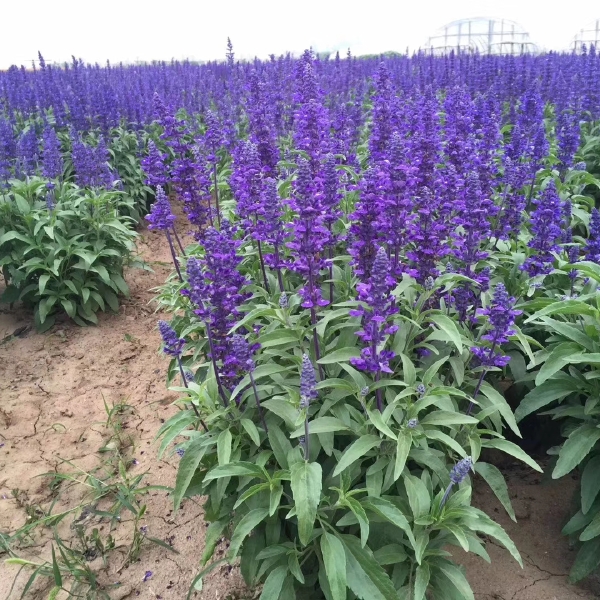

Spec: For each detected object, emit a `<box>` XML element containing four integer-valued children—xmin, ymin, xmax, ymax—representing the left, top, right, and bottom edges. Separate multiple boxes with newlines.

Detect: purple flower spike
<box><xmin>449</xmin><ymin>457</ymin><xmax>474</xmax><ymax>485</ymax></box>
<box><xmin>522</xmin><ymin>180</ymin><xmax>563</xmax><ymax>277</ymax></box>
<box><xmin>586</xmin><ymin>208</ymin><xmax>600</xmax><ymax>263</ymax></box>
<box><xmin>146</xmin><ymin>186</ymin><xmax>176</xmax><ymax>231</ymax></box>
<box><xmin>471</xmin><ymin>284</ymin><xmax>522</xmax><ymax>369</ymax></box>
<box><xmin>350</xmin><ymin>246</ymin><xmax>398</xmax><ymax>378</ymax></box>
<box><xmin>300</xmin><ymin>354</ymin><xmax>318</xmax><ymax>408</ymax></box>
<box><xmin>42</xmin><ymin>126</ymin><xmax>63</xmax><ymax>180</ymax></box>
<box><xmin>158</xmin><ymin>320</ymin><xmax>185</xmax><ymax>358</ymax></box>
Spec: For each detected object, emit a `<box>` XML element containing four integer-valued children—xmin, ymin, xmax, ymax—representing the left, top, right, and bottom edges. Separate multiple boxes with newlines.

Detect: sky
<box><xmin>1</xmin><ymin>0</ymin><xmax>599</xmax><ymax>68</ymax></box>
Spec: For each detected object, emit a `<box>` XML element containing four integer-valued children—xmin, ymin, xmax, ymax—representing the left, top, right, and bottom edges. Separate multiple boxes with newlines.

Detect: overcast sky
<box><xmin>1</xmin><ymin>0</ymin><xmax>599</xmax><ymax>68</ymax></box>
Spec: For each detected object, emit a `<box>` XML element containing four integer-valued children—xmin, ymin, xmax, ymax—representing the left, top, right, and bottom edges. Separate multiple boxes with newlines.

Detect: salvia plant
<box><xmin>4</xmin><ymin>44</ymin><xmax>600</xmax><ymax>597</ymax></box>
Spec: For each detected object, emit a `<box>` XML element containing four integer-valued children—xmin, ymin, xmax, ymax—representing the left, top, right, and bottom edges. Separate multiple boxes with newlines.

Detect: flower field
<box><xmin>2</xmin><ymin>45</ymin><xmax>600</xmax><ymax>599</ymax></box>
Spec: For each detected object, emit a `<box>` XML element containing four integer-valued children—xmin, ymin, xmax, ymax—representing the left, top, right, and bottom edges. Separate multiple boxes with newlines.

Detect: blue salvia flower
<box><xmin>407</xmin><ymin>418</ymin><xmax>419</xmax><ymax>429</ymax></box>
<box><xmin>45</xmin><ymin>182</ymin><xmax>56</xmax><ymax>210</ymax></box>
<box><xmin>158</xmin><ymin>320</ymin><xmax>185</xmax><ymax>358</ymax></box>
<box><xmin>471</xmin><ymin>283</ymin><xmax>522</xmax><ymax>369</ymax></box>
<box><xmin>441</xmin><ymin>456</ymin><xmax>474</xmax><ymax>508</ymax></box>
<box><xmin>279</xmin><ymin>292</ymin><xmax>288</xmax><ymax>309</ymax></box>
<box><xmin>146</xmin><ymin>185</ymin><xmax>176</xmax><ymax>231</ymax></box>
<box><xmin>522</xmin><ymin>181</ymin><xmax>563</xmax><ymax>277</ymax></box>
<box><xmin>300</xmin><ymin>354</ymin><xmax>318</xmax><ymax>408</ymax></box>
<box><xmin>42</xmin><ymin>126</ymin><xmax>63</xmax><ymax>179</ymax></box>
<box><xmin>586</xmin><ymin>208</ymin><xmax>600</xmax><ymax>263</ymax></box>
<box><xmin>17</xmin><ymin>127</ymin><xmax>39</xmax><ymax>175</ymax></box>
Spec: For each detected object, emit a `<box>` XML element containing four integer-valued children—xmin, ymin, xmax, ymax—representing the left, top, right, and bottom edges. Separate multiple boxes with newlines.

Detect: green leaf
<box><xmin>345</xmin><ymin>497</ymin><xmax>370</xmax><ymax>547</ymax></box>
<box><xmin>421</xmin><ymin>411</ymin><xmax>478</xmax><ymax>426</ymax></box>
<box><xmin>340</xmin><ymin>534</ymin><xmax>398</xmax><ymax>600</ymax></box>
<box><xmin>538</xmin><ymin>317</ymin><xmax>596</xmax><ymax>352</ymax></box>
<box><xmin>262</xmin><ymin>399</ymin><xmax>299</xmax><ymax>427</ymax></box>
<box><xmin>478</xmin><ymin>382</ymin><xmax>521</xmax><ymax>438</ymax></box>
<box><xmin>580</xmin><ymin>513</ymin><xmax>600</xmax><ymax>541</ymax></box>
<box><xmin>362</xmin><ymin>497</ymin><xmax>416</xmax><ymax>548</ymax></box>
<box><xmin>267</xmin><ymin>422</ymin><xmax>292</xmax><ymax>469</ymax></box>
<box><xmin>428</xmin><ymin>314</ymin><xmax>462</xmax><ymax>352</ymax></box>
<box><xmin>290</xmin><ymin>461</ymin><xmax>322</xmax><ymax>546</ymax></box>
<box><xmin>404</xmin><ymin>474</ymin><xmax>431</xmax><ymax>519</ymax></box>
<box><xmin>201</xmin><ymin>520</ymin><xmax>227</xmax><ymax>565</ymax></box>
<box><xmin>204</xmin><ymin>462</ymin><xmax>267</xmax><ymax>481</ymax></box>
<box><xmin>318</xmin><ymin>347</ymin><xmax>360</xmax><ymax>364</ymax></box>
<box><xmin>217</xmin><ymin>429</ymin><xmax>232</xmax><ymax>465</ymax></box>
<box><xmin>525</xmin><ymin>299</ymin><xmax>598</xmax><ymax>322</ymax></box>
<box><xmin>581</xmin><ymin>456</ymin><xmax>600</xmax><ymax>514</ymax></box>
<box><xmin>569</xmin><ymin>537</ymin><xmax>600</xmax><ymax>582</ymax></box>
<box><xmin>321</xmin><ymin>532</ymin><xmax>347</xmax><ymax>600</ymax></box>
<box><xmin>394</xmin><ymin>430</ymin><xmax>412</xmax><ymax>481</ymax></box>
<box><xmin>368</xmin><ymin>409</ymin><xmax>397</xmax><ymax>440</ymax></box>
<box><xmin>515</xmin><ymin>377</ymin><xmax>579</xmax><ymax>422</ymax></box>
<box><xmin>173</xmin><ymin>436</ymin><xmax>208</xmax><ymax>511</ymax></box>
<box><xmin>333</xmin><ymin>435</ymin><xmax>381</xmax><ymax>477</ymax></box>
<box><xmin>436</xmin><ymin>562</ymin><xmax>474</xmax><ymax>600</ymax></box>
<box><xmin>535</xmin><ymin>343</ymin><xmax>581</xmax><ymax>385</ymax></box>
<box><xmin>464</xmin><ymin>508</ymin><xmax>523</xmax><ymax>567</ymax></box>
<box><xmin>259</xmin><ymin>566</ymin><xmax>289</xmax><ymax>600</ymax></box>
<box><xmin>553</xmin><ymin>426</ymin><xmax>600</xmax><ymax>479</ymax></box>
<box><xmin>186</xmin><ymin>559</ymin><xmax>226</xmax><ymax>600</ymax></box>
<box><xmin>482</xmin><ymin>439</ymin><xmax>542</xmax><ymax>473</ymax></box>
<box><xmin>400</xmin><ymin>353</ymin><xmax>416</xmax><ymax>386</ymax></box>
<box><xmin>241</xmin><ymin>418</ymin><xmax>261</xmax><ymax>446</ymax></box>
<box><xmin>373</xmin><ymin>544</ymin><xmax>407</xmax><ymax>565</ymax></box>
<box><xmin>414</xmin><ymin>563</ymin><xmax>430</xmax><ymax>600</ymax></box>
<box><xmin>230</xmin><ymin>364</ymin><xmax>289</xmax><ymax>402</ymax></box>
<box><xmin>38</xmin><ymin>273</ymin><xmax>51</xmax><ymax>295</ymax></box>
<box><xmin>290</xmin><ymin>417</ymin><xmax>349</xmax><ymax>438</ymax></box>
<box><xmin>269</xmin><ymin>484</ymin><xmax>283</xmax><ymax>516</ymax></box>
<box><xmin>475</xmin><ymin>462</ymin><xmax>516</xmax><ymax>521</ymax></box>
<box><xmin>424</xmin><ymin>430</ymin><xmax>467</xmax><ymax>458</ymax></box>
<box><xmin>51</xmin><ymin>545</ymin><xmax>62</xmax><ymax>587</ymax></box>
<box><xmin>228</xmin><ymin>508</ymin><xmax>269</xmax><ymax>559</ymax></box>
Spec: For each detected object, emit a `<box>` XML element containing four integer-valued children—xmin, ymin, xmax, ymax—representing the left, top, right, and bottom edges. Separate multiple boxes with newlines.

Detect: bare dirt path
<box><xmin>0</xmin><ymin>222</ymin><xmax>598</xmax><ymax>600</ymax></box>
<box><xmin>0</xmin><ymin>222</ymin><xmax>244</xmax><ymax>600</ymax></box>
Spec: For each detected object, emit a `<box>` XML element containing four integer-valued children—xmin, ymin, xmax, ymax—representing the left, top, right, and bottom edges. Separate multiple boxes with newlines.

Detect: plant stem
<box><xmin>205</xmin><ymin>324</ymin><xmax>228</xmax><ymax>407</ymax></box>
<box><xmin>165</xmin><ymin>230</ymin><xmax>182</xmax><ymax>281</ymax></box>
<box><xmin>177</xmin><ymin>356</ymin><xmax>207</xmax><ymax>432</ymax></box>
<box><xmin>171</xmin><ymin>226</ymin><xmax>185</xmax><ymax>255</ymax></box>
<box><xmin>249</xmin><ymin>371</ymin><xmax>268</xmax><ymax>433</ymax></box>
<box><xmin>310</xmin><ymin>308</ymin><xmax>324</xmax><ymax>381</ymax></box>
<box><xmin>304</xmin><ymin>413</ymin><xmax>310</xmax><ymax>461</ymax></box>
<box><xmin>274</xmin><ymin>244</ymin><xmax>284</xmax><ymax>293</ymax></box>
<box><xmin>257</xmin><ymin>240</ymin><xmax>270</xmax><ymax>293</ymax></box>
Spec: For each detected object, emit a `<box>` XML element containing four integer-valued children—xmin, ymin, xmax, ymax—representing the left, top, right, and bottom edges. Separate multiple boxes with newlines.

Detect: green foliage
<box><xmin>0</xmin><ymin>177</ymin><xmax>138</xmax><ymax>329</ymax></box>
<box><xmin>155</xmin><ymin>265</ymin><xmax>534</xmax><ymax>599</ymax></box>
<box><xmin>517</xmin><ymin>282</ymin><xmax>600</xmax><ymax>581</ymax></box>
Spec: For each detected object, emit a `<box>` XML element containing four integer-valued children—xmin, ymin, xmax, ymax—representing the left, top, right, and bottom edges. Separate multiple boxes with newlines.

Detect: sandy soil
<box><xmin>0</xmin><ymin>221</ymin><xmax>599</xmax><ymax>600</ymax></box>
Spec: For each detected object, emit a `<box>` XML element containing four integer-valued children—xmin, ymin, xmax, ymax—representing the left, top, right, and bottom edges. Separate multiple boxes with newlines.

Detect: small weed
<box><xmin>2</xmin><ymin>399</ymin><xmax>173</xmax><ymax>598</ymax></box>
